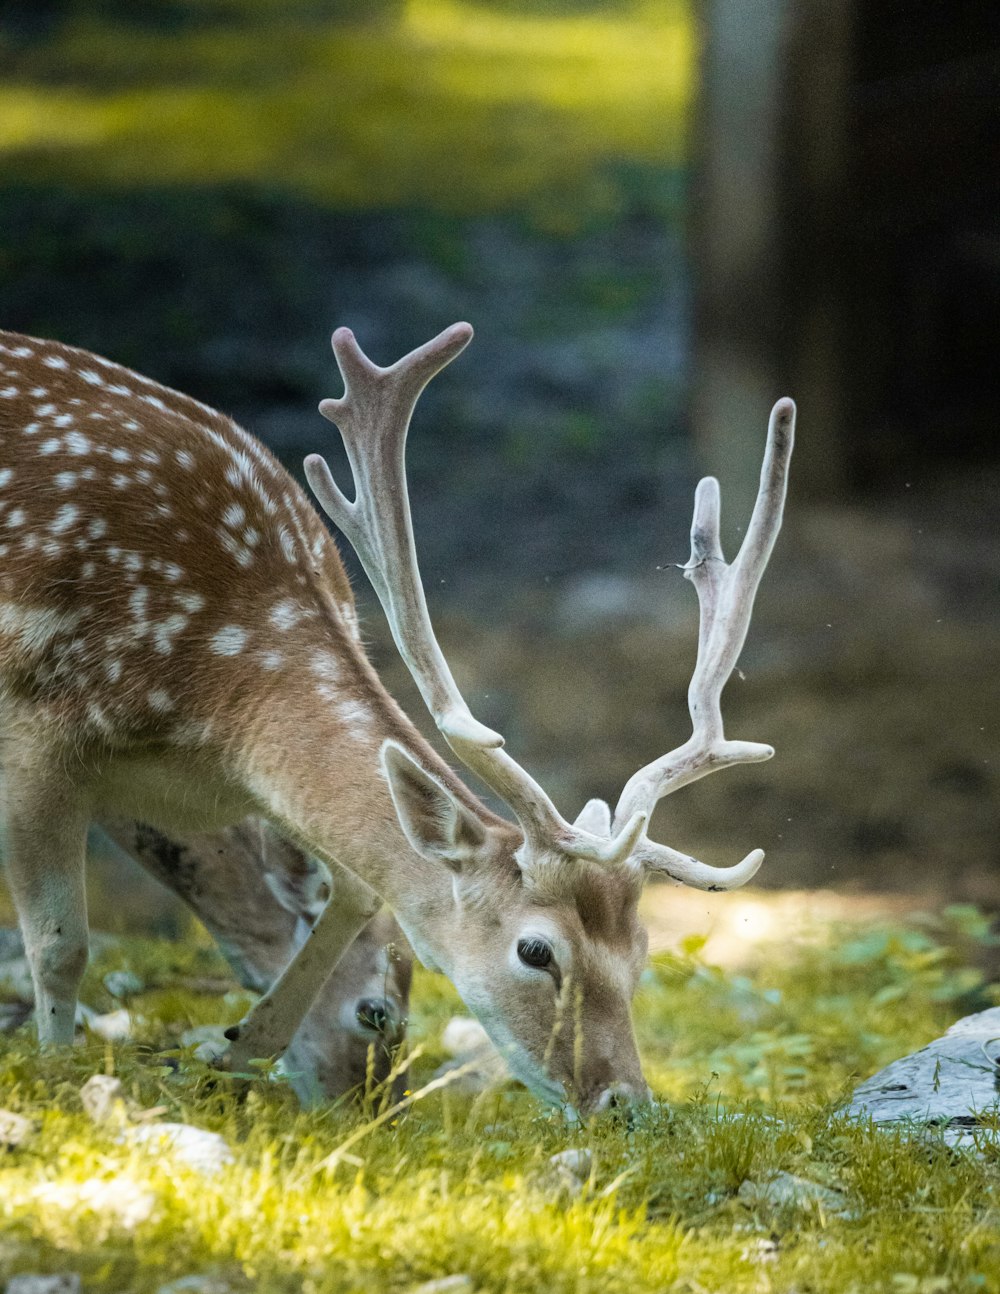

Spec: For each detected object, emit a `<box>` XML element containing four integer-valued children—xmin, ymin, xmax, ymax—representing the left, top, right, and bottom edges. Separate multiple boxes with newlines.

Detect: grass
<box><xmin>0</xmin><ymin>0</ymin><xmax>692</xmax><ymax>225</ymax></box>
<box><xmin>2</xmin><ymin>900</ymin><xmax>1000</xmax><ymax>1291</ymax></box>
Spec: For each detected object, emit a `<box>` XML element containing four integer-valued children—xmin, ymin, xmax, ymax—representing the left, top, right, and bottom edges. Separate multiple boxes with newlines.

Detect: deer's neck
<box><xmin>226</xmin><ymin>624</ymin><xmax>493</xmax><ymax>960</ymax></box>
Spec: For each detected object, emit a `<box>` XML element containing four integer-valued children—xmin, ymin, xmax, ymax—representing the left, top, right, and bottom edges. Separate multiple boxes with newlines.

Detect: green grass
<box><xmin>0</xmin><ymin>0</ymin><xmax>692</xmax><ymax>224</ymax></box>
<box><xmin>2</xmin><ymin>903</ymin><xmax>1000</xmax><ymax>1291</ymax></box>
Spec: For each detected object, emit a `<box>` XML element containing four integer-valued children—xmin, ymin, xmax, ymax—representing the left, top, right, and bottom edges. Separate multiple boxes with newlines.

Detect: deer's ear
<box><xmin>381</xmin><ymin>741</ymin><xmax>487</xmax><ymax>872</ymax></box>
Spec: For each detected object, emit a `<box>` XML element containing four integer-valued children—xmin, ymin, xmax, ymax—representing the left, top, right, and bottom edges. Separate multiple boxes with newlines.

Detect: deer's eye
<box><xmin>517</xmin><ymin>937</ymin><xmax>553</xmax><ymax>970</ymax></box>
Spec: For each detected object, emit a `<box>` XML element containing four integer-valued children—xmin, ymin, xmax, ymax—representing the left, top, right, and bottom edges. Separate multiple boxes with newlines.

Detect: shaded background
<box><xmin>1</xmin><ymin>0</ymin><xmax>997</xmax><ymax>928</ymax></box>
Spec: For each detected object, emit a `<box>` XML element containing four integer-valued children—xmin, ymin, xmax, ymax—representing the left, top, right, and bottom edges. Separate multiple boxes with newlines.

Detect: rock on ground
<box><xmin>4</xmin><ymin>1277</ymin><xmax>82</xmax><ymax>1294</ymax></box>
<box><xmin>846</xmin><ymin>1005</ymin><xmax>1000</xmax><ymax>1148</ymax></box>
<box><xmin>0</xmin><ymin>1109</ymin><xmax>34</xmax><ymax>1150</ymax></box>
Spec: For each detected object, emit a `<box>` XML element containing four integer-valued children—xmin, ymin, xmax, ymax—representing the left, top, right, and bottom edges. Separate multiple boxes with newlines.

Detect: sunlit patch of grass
<box><xmin>0</xmin><ymin>0</ymin><xmax>692</xmax><ymax>220</ymax></box>
<box><xmin>2</xmin><ymin>905</ymin><xmax>1000</xmax><ymax>1291</ymax></box>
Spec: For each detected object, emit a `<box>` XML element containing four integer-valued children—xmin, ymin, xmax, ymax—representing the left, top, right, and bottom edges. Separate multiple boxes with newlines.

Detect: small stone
<box><xmin>408</xmin><ymin>1278</ymin><xmax>475</xmax><ymax>1294</ymax></box>
<box><xmin>740</xmin><ymin>1236</ymin><xmax>780</xmax><ymax>1264</ymax></box>
<box><xmin>84</xmin><ymin>1009</ymin><xmax>133</xmax><ymax>1041</ymax></box>
<box><xmin>80</xmin><ymin>1075</ymin><xmax>137</xmax><ymax>1127</ymax></box>
<box><xmin>156</xmin><ymin>1277</ymin><xmax>237</xmax><ymax>1294</ymax></box>
<box><xmin>549</xmin><ymin>1148</ymin><xmax>592</xmax><ymax>1180</ymax></box>
<box><xmin>541</xmin><ymin>1147</ymin><xmax>593</xmax><ymax>1198</ymax></box>
<box><xmin>433</xmin><ymin>1017</ymin><xmax>508</xmax><ymax>1093</ymax></box>
<box><xmin>180</xmin><ymin>1025</ymin><xmax>229</xmax><ymax>1063</ymax></box>
<box><xmin>441</xmin><ymin>1017</ymin><xmax>492</xmax><ymax>1057</ymax></box>
<box><xmin>5</xmin><ymin>1276</ymin><xmax>82</xmax><ymax>1294</ymax></box>
<box><xmin>738</xmin><ymin>1172</ymin><xmax>854</xmax><ymax>1218</ymax></box>
<box><xmin>103</xmin><ymin>969</ymin><xmax>145</xmax><ymax>999</ymax></box>
<box><xmin>130</xmin><ymin>1123</ymin><xmax>234</xmax><ymax>1175</ymax></box>
<box><xmin>0</xmin><ymin>1109</ymin><xmax>34</xmax><ymax>1150</ymax></box>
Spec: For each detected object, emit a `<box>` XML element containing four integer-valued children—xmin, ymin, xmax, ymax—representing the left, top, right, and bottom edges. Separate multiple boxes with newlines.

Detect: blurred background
<box><xmin>1</xmin><ymin>0</ymin><xmax>997</xmax><ymax>930</ymax></box>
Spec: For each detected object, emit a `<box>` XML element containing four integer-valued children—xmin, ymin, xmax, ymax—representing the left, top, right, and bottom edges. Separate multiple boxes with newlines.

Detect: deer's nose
<box><xmin>592</xmin><ymin>1081</ymin><xmax>653</xmax><ymax>1114</ymax></box>
<box><xmin>355</xmin><ymin>997</ymin><xmax>393</xmax><ymax>1034</ymax></box>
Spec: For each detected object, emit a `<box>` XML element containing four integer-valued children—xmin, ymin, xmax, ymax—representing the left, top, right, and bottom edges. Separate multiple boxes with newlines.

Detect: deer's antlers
<box><xmin>306</xmin><ymin>325</ymin><xmax>793</xmax><ymax>890</ymax></box>
<box><xmin>616</xmin><ymin>397</ymin><xmax>795</xmax><ymax>888</ymax></box>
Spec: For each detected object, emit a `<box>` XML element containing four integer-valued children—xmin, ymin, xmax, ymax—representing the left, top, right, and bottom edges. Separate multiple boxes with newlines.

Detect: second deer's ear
<box><xmin>381</xmin><ymin>741</ymin><xmax>487</xmax><ymax>872</ymax></box>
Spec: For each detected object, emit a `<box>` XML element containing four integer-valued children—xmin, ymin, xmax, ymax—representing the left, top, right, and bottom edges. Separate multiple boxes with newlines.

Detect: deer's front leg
<box><xmin>0</xmin><ymin>743</ymin><xmax>90</xmax><ymax>1045</ymax></box>
<box><xmin>220</xmin><ymin>865</ymin><xmax>381</xmax><ymax>1073</ymax></box>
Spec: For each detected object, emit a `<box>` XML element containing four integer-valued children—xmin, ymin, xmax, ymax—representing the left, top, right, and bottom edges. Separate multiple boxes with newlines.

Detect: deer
<box><xmin>97</xmin><ymin>816</ymin><xmax>411</xmax><ymax>1103</ymax></box>
<box><xmin>0</xmin><ymin>321</ymin><xmax>793</xmax><ymax>1114</ymax></box>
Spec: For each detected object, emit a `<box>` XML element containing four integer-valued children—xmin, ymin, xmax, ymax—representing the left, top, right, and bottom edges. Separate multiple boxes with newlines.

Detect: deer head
<box><xmin>303</xmin><ymin>323</ymin><xmax>795</xmax><ymax>1112</ymax></box>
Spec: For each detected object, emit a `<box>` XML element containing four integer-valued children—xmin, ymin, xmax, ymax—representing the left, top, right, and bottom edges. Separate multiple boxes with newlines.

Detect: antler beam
<box><xmin>305</xmin><ymin>325</ymin><xmax>642</xmax><ymax>866</ymax></box>
<box><xmin>614</xmin><ymin>397</ymin><xmax>796</xmax><ymax>889</ymax></box>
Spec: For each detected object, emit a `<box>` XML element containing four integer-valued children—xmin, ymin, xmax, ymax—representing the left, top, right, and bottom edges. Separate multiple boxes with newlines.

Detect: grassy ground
<box><xmin>1</xmin><ymin>899</ymin><xmax>999</xmax><ymax>1292</ymax></box>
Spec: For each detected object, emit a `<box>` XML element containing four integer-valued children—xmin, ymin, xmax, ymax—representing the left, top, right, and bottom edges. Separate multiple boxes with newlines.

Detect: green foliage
<box><xmin>0</xmin><ymin>0</ymin><xmax>692</xmax><ymax>221</ymax></box>
<box><xmin>3</xmin><ymin>905</ymin><xmax>1000</xmax><ymax>1290</ymax></box>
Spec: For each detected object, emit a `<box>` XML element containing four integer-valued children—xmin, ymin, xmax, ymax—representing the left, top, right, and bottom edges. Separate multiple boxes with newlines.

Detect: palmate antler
<box><xmin>305</xmin><ymin>324</ymin><xmax>793</xmax><ymax>890</ymax></box>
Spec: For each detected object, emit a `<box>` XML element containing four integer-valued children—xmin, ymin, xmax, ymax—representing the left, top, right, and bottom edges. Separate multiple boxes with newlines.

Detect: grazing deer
<box><xmin>0</xmin><ymin>322</ymin><xmax>792</xmax><ymax>1113</ymax></box>
<box><xmin>98</xmin><ymin>817</ymin><xmax>411</xmax><ymax>1102</ymax></box>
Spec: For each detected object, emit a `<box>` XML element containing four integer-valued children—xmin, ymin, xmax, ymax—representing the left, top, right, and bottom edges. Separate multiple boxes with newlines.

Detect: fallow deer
<box><xmin>98</xmin><ymin>816</ymin><xmax>411</xmax><ymax>1102</ymax></box>
<box><xmin>0</xmin><ymin>322</ymin><xmax>792</xmax><ymax>1113</ymax></box>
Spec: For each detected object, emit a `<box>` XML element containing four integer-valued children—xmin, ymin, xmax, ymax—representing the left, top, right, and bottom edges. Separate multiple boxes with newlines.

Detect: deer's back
<box><xmin>0</xmin><ymin>331</ymin><xmax>358</xmax><ymax>749</ymax></box>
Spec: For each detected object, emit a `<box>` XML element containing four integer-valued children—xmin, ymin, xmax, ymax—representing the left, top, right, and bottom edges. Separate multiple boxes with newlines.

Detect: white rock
<box><xmin>434</xmin><ymin>1016</ymin><xmax>509</xmax><ymax>1092</ymax></box>
<box><xmin>103</xmin><ymin>969</ymin><xmax>145</xmax><ymax>999</ymax></box>
<box><xmin>0</xmin><ymin>1108</ymin><xmax>34</xmax><ymax>1149</ymax></box>
<box><xmin>80</xmin><ymin>1074</ymin><xmax>135</xmax><ymax>1126</ymax></box>
<box><xmin>84</xmin><ymin>1008</ymin><xmax>133</xmax><ymax>1041</ymax></box>
<box><xmin>129</xmin><ymin>1122</ymin><xmax>234</xmax><ymax>1175</ymax></box>
<box><xmin>5</xmin><ymin>1277</ymin><xmax>81</xmax><ymax>1294</ymax></box>
<box><xmin>441</xmin><ymin>1017</ymin><xmax>492</xmax><ymax>1057</ymax></box>
<box><xmin>408</xmin><ymin>1279</ymin><xmax>474</xmax><ymax>1294</ymax></box>
<box><xmin>544</xmin><ymin>1147</ymin><xmax>593</xmax><ymax>1197</ymax></box>
<box><xmin>180</xmin><ymin>1025</ymin><xmax>229</xmax><ymax>1063</ymax></box>
<box><xmin>156</xmin><ymin>1277</ymin><xmax>236</xmax><ymax>1294</ymax></box>
<box><xmin>549</xmin><ymin>1148</ymin><xmax>592</xmax><ymax>1180</ymax></box>
<box><xmin>739</xmin><ymin>1236</ymin><xmax>780</xmax><ymax>1264</ymax></box>
<box><xmin>845</xmin><ymin>1006</ymin><xmax>1000</xmax><ymax>1149</ymax></box>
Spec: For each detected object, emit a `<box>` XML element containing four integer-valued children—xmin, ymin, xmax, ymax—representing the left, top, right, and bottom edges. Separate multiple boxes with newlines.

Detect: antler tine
<box><xmin>306</xmin><ymin>324</ymin><xmax>605</xmax><ymax>858</ymax></box>
<box><xmin>612</xmin><ymin>398</ymin><xmax>795</xmax><ymax>890</ymax></box>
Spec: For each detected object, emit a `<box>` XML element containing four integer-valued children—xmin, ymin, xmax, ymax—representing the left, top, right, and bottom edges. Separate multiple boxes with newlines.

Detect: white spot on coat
<box><xmin>64</xmin><ymin>431</ymin><xmax>91</xmax><ymax>455</ymax></box>
<box><xmin>210</xmin><ymin>625</ymin><xmax>247</xmax><ymax>655</ymax></box>
<box><xmin>174</xmin><ymin>590</ymin><xmax>204</xmax><ymax>613</ymax></box>
<box><xmin>269</xmin><ymin>599</ymin><xmax>304</xmax><ymax>631</ymax></box>
<box><xmin>50</xmin><ymin>504</ymin><xmax>79</xmax><ymax>534</ymax></box>
<box><xmin>309</xmin><ymin>651</ymin><xmax>342</xmax><ymax>684</ymax></box>
<box><xmin>153</xmin><ymin>614</ymin><xmax>188</xmax><ymax>655</ymax></box>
